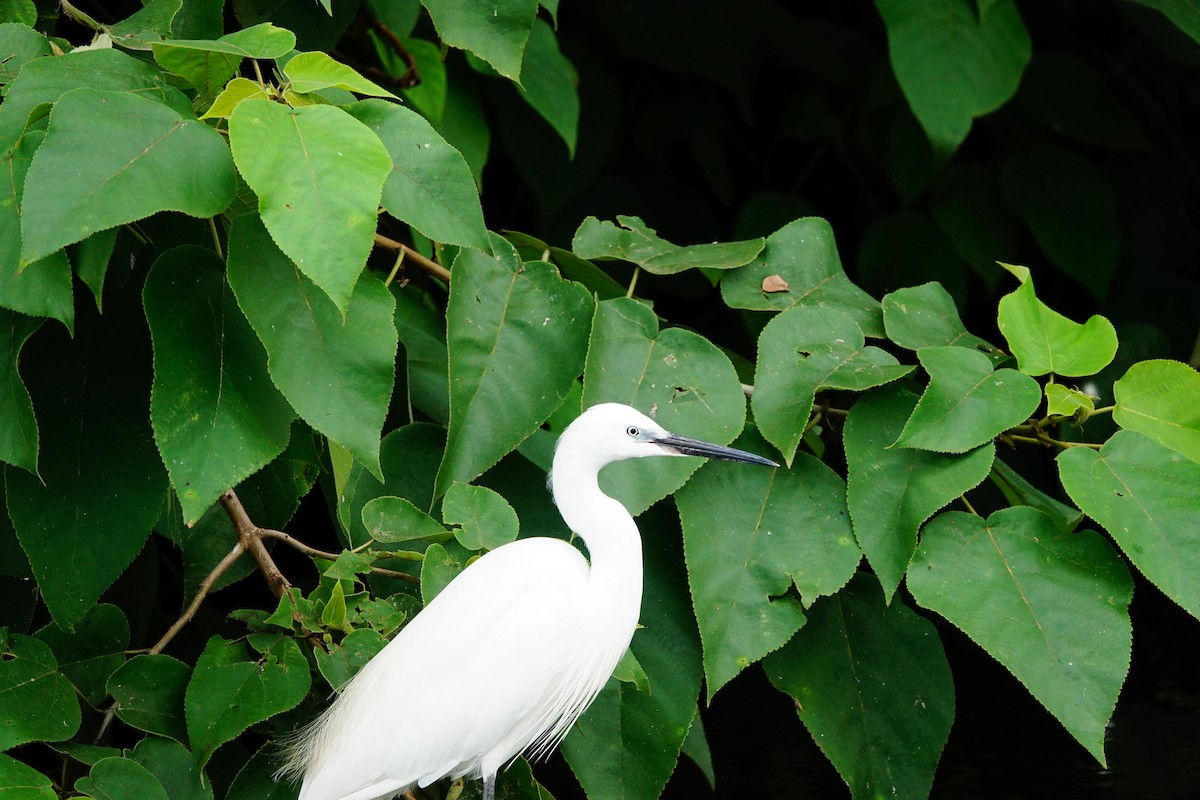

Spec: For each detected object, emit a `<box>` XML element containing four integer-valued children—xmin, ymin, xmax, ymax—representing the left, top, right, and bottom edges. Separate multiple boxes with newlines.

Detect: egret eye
<box><xmin>626</xmin><ymin>426</ymin><xmax>640</xmax><ymax>438</ymax></box>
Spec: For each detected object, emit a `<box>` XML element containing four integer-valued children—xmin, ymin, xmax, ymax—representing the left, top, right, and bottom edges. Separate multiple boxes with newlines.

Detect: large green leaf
<box><xmin>1000</xmin><ymin>146</ymin><xmax>1118</xmax><ymax>300</ymax></box>
<box><xmin>0</xmin><ymin>632</ymin><xmax>79</xmax><ymax>749</ymax></box>
<box><xmin>908</xmin><ymin>507</ymin><xmax>1132</xmax><ymax>764</ymax></box>
<box><xmin>676</xmin><ymin>428</ymin><xmax>860</xmax><ymax>698</ymax></box>
<box><xmin>0</xmin><ymin>129</ymin><xmax>73</xmax><ymax>330</ymax></box>
<box><xmin>1112</xmin><ymin>359</ymin><xmax>1200</xmax><ymax>464</ymax></box>
<box><xmin>435</xmin><ymin>236</ymin><xmax>592</xmax><ymax>496</ymax></box>
<box><xmin>844</xmin><ymin>386</ymin><xmax>994</xmax><ymax>601</ymax></box>
<box><xmin>720</xmin><ymin>217</ymin><xmax>883</xmax><ymax>337</ymax></box>
<box><xmin>131</xmin><ymin>739</ymin><xmax>213</xmax><ymax>800</ymax></box>
<box><xmin>875</xmin><ymin>0</ymin><xmax>1031</xmax><ymax>153</ymax></box>
<box><xmin>0</xmin><ymin>22</ymin><xmax>50</xmax><ymax>84</ymax></box>
<box><xmin>5</xmin><ymin>307</ymin><xmax>167</xmax><ymax>627</ymax></box>
<box><xmin>184</xmin><ymin>634</ymin><xmax>310</xmax><ymax>767</ymax></box>
<box><xmin>228</xmin><ymin>100</ymin><xmax>391</xmax><ymax>313</ymax></box>
<box><xmin>151</xmin><ymin>23</ymin><xmax>296</xmax><ymax>98</ymax></box>
<box><xmin>75</xmin><ymin>757</ymin><xmax>168</xmax><ymax>800</ymax></box>
<box><xmin>572</xmin><ymin>215</ymin><xmax>764</xmax><ymax>276</ymax></box>
<box><xmin>0</xmin><ymin>310</ymin><xmax>40</xmax><ymax>473</ymax></box>
<box><xmin>881</xmin><ymin>281</ymin><xmax>999</xmax><ymax>354</ymax></box>
<box><xmin>393</xmin><ymin>286</ymin><xmax>450</xmax><ymax>424</ymax></box>
<box><xmin>443</xmin><ymin>482</ymin><xmax>520</xmax><ymax>551</ymax></box>
<box><xmin>107</xmin><ymin>654</ymin><xmax>191</xmax><ymax>744</ymax></box>
<box><xmin>764</xmin><ymin>572</ymin><xmax>954</xmax><ymax>800</ymax></box>
<box><xmin>20</xmin><ymin>88</ymin><xmax>234</xmax><ymax>267</ymax></box>
<box><xmin>893</xmin><ymin>346</ymin><xmax>1041</xmax><ymax>453</ymax></box>
<box><xmin>345</xmin><ymin>99</ymin><xmax>490</xmax><ymax>251</ymax></box>
<box><xmin>562</xmin><ymin>510</ymin><xmax>701</xmax><ymax>800</ymax></box>
<box><xmin>144</xmin><ymin>245</ymin><xmax>294</xmax><ymax>523</ymax></box>
<box><xmin>753</xmin><ymin>306</ymin><xmax>912</xmax><ymax>465</ymax></box>
<box><xmin>996</xmin><ymin>263</ymin><xmax>1118</xmax><ymax>377</ymax></box>
<box><xmin>0</xmin><ymin>752</ymin><xmax>54</xmax><ymax>800</ymax></box>
<box><xmin>582</xmin><ymin>297</ymin><xmax>747</xmax><ymax>516</ymax></box>
<box><xmin>226</xmin><ymin>215</ymin><xmax>396</xmax><ymax>479</ymax></box>
<box><xmin>33</xmin><ymin>603</ymin><xmax>129</xmax><ymax>707</ymax></box>
<box><xmin>1058</xmin><ymin>430</ymin><xmax>1200</xmax><ymax>619</ymax></box>
<box><xmin>422</xmin><ymin>0</ymin><xmax>539</xmax><ymax>80</ymax></box>
<box><xmin>516</xmin><ymin>18</ymin><xmax>579</xmax><ymax>156</ymax></box>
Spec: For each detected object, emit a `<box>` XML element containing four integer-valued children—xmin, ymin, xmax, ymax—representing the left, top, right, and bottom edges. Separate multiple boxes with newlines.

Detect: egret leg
<box><xmin>482</xmin><ymin>773</ymin><xmax>495</xmax><ymax>800</ymax></box>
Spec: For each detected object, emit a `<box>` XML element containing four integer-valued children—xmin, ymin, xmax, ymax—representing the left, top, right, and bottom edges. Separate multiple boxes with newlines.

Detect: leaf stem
<box><xmin>1091</xmin><ymin>405</ymin><xmax>1115</xmax><ymax>415</ymax></box>
<box><xmin>626</xmin><ymin>266</ymin><xmax>641</xmax><ymax>298</ymax></box>
<box><xmin>1006</xmin><ymin>433</ymin><xmax>1102</xmax><ymax>450</ymax></box>
<box><xmin>959</xmin><ymin>494</ymin><xmax>979</xmax><ymax>516</ymax></box>
<box><xmin>208</xmin><ymin>218</ymin><xmax>223</xmax><ymax>260</ymax></box>
<box><xmin>374</xmin><ymin>232</ymin><xmax>451</xmax><ymax>282</ymax></box>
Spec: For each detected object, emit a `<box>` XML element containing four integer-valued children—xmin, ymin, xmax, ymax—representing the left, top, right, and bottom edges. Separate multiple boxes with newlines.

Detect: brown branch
<box><xmin>374</xmin><ymin>232</ymin><xmax>452</xmax><ymax>283</ymax></box>
<box><xmin>259</xmin><ymin>527</ymin><xmax>420</xmax><ymax>584</ymax></box>
<box><xmin>220</xmin><ymin>489</ymin><xmax>291</xmax><ymax>598</ymax></box>
<box><xmin>370</xmin><ymin>19</ymin><xmax>421</xmax><ymax>87</ymax></box>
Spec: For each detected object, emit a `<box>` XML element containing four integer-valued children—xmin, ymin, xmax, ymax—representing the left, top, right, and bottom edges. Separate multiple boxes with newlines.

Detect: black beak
<box><xmin>654</xmin><ymin>433</ymin><xmax>779</xmax><ymax>467</ymax></box>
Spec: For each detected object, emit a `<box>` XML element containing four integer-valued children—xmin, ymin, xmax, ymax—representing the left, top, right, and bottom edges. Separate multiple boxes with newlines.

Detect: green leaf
<box><xmin>314</xmin><ymin>627</ymin><xmax>387</xmax><ymax>691</ymax></box>
<box><xmin>893</xmin><ymin>346</ymin><xmax>1041</xmax><ymax>453</ymax></box>
<box><xmin>226</xmin><ymin>744</ymin><xmax>302</xmax><ymax>800</ymax></box>
<box><xmin>394</xmin><ymin>286</ymin><xmax>450</xmax><ymax>424</ymax></box>
<box><xmin>0</xmin><ymin>4</ymin><xmax>36</xmax><ymax>29</ymax></box>
<box><xmin>875</xmin><ymin>0</ymin><xmax>1031</xmax><ymax>153</ymax></box>
<box><xmin>345</xmin><ymin>99</ymin><xmax>490</xmax><ymax>251</ymax></box>
<box><xmin>371</xmin><ymin>36</ymin><xmax>444</xmax><ymax>123</ymax></box>
<box><xmin>227</xmin><ymin>215</ymin><xmax>396</xmax><ymax>479</ymax></box>
<box><xmin>33</xmin><ymin>603</ymin><xmax>129</xmax><ymax>707</ymax></box>
<box><xmin>0</xmin><ymin>752</ymin><xmax>55</xmax><ymax>800</ymax></box>
<box><xmin>996</xmin><ymin>263</ymin><xmax>1119</xmax><ymax>377</ymax></box>
<box><xmin>107</xmin><ymin>654</ymin><xmax>191</xmax><ymax>743</ymax></box>
<box><xmin>184</xmin><ymin>634</ymin><xmax>311</xmax><ymax>767</ymax></box>
<box><xmin>422</xmin><ymin>0</ymin><xmax>539</xmax><ymax>81</ymax></box>
<box><xmin>562</xmin><ymin>512</ymin><xmax>701</xmax><ymax>800</ymax></box>
<box><xmin>515</xmin><ymin>19</ymin><xmax>579</xmax><ymax>155</ymax></box>
<box><xmin>283</xmin><ymin>50</ymin><xmax>398</xmax><ymax>98</ymax></box>
<box><xmin>1000</xmin><ymin>146</ymin><xmax>1119</xmax><ymax>300</ymax></box>
<box><xmin>764</xmin><ymin>572</ymin><xmax>954</xmax><ymax>800</ymax></box>
<box><xmin>144</xmin><ymin>245</ymin><xmax>294</xmax><ymax>523</ymax></box>
<box><xmin>0</xmin><ymin>632</ymin><xmax>79</xmax><ymax>749</ymax></box>
<box><xmin>152</xmin><ymin>23</ymin><xmax>296</xmax><ymax>97</ymax></box>
<box><xmin>0</xmin><ymin>310</ymin><xmax>40</xmax><ymax>473</ymax></box>
<box><xmin>443</xmin><ymin>482</ymin><xmax>520</xmax><ymax>551</ymax></box>
<box><xmin>70</xmin><ymin>227</ymin><xmax>118</xmax><ymax>311</ymax></box>
<box><xmin>908</xmin><ymin>507</ymin><xmax>1132</xmax><ymax>764</ymax></box>
<box><xmin>582</xmin><ymin>297</ymin><xmax>747</xmax><ymax>516</ymax></box>
<box><xmin>989</xmin><ymin>458</ymin><xmax>1083</xmax><ymax>534</ymax></box>
<box><xmin>436</xmin><ymin>237</ymin><xmax>592</xmax><ymax>496</ymax></box>
<box><xmin>75</xmin><ymin>757</ymin><xmax>168</xmax><ymax>800</ymax></box>
<box><xmin>753</xmin><ymin>306</ymin><xmax>913</xmax><ymax>464</ymax></box>
<box><xmin>611</xmin><ymin>649</ymin><xmax>650</xmax><ymax>694</ymax></box>
<box><xmin>419</xmin><ymin>541</ymin><xmax>467</xmax><ymax>605</ymax></box>
<box><xmin>844</xmin><ymin>386</ymin><xmax>995</xmax><ymax>601</ymax></box>
<box><xmin>572</xmin><ymin>215</ymin><xmax>764</xmax><ymax>276</ymax></box>
<box><xmin>676</xmin><ymin>428</ymin><xmax>860</xmax><ymax>698</ymax></box>
<box><xmin>1058</xmin><ymin>430</ymin><xmax>1200</xmax><ymax>619</ymax></box>
<box><xmin>362</xmin><ymin>496</ymin><xmax>447</xmax><ymax>544</ymax></box>
<box><xmin>130</xmin><ymin>738</ymin><xmax>214</xmax><ymax>800</ymax></box>
<box><xmin>1045</xmin><ymin>382</ymin><xmax>1095</xmax><ymax>418</ymax></box>
<box><xmin>720</xmin><ymin>217</ymin><xmax>884</xmax><ymax>337</ymax></box>
<box><xmin>5</xmin><ymin>305</ymin><xmax>167</xmax><ymax>627</ymax></box>
<box><xmin>1</xmin><ymin>129</ymin><xmax>73</xmax><ymax>330</ymax></box>
<box><xmin>19</xmin><ymin>88</ymin><xmax>235</xmax><ymax>267</ymax></box>
<box><xmin>1113</xmin><ymin>359</ymin><xmax>1200</xmax><ymax>464</ymax></box>
<box><xmin>228</xmin><ymin>100</ymin><xmax>391</xmax><ymax>313</ymax></box>
<box><xmin>199</xmin><ymin>76</ymin><xmax>270</xmax><ymax>120</ymax></box>
<box><xmin>321</xmin><ymin>580</ymin><xmax>350</xmax><ymax>631</ymax></box>
<box><xmin>1126</xmin><ymin>0</ymin><xmax>1200</xmax><ymax>43</ymax></box>
<box><xmin>102</xmin><ymin>0</ymin><xmax>182</xmax><ymax>50</ymax></box>
<box><xmin>881</xmin><ymin>281</ymin><xmax>1000</xmax><ymax>354</ymax></box>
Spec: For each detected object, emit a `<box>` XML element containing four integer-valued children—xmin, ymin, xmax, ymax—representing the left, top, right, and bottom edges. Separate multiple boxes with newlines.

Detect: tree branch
<box><xmin>374</xmin><ymin>232</ymin><xmax>452</xmax><ymax>283</ymax></box>
<box><xmin>220</xmin><ymin>489</ymin><xmax>291</xmax><ymax>598</ymax></box>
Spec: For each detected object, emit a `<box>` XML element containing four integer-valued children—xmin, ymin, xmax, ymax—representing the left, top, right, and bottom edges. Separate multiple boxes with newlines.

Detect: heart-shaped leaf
<box><xmin>75</xmin><ymin>757</ymin><xmax>168</xmax><ymax>800</ymax></box>
<box><xmin>184</xmin><ymin>634</ymin><xmax>310</xmax><ymax>767</ymax></box>
<box><xmin>996</xmin><ymin>263</ymin><xmax>1118</xmax><ymax>377</ymax></box>
<box><xmin>1113</xmin><ymin>359</ymin><xmax>1200</xmax><ymax>464</ymax></box>
<box><xmin>676</xmin><ymin>428</ymin><xmax>859</xmax><ymax>698</ymax></box>
<box><xmin>582</xmin><ymin>297</ymin><xmax>747</xmax><ymax>516</ymax></box>
<box><xmin>882</xmin><ymin>281</ymin><xmax>1000</xmax><ymax>354</ymax></box>
<box><xmin>754</xmin><ymin>306</ymin><xmax>913</xmax><ymax>464</ymax></box>
<box><xmin>893</xmin><ymin>345</ymin><xmax>1041</xmax><ymax>453</ymax></box>
<box><xmin>720</xmin><ymin>217</ymin><xmax>883</xmax><ymax>337</ymax></box>
<box><xmin>443</xmin><ymin>482</ymin><xmax>520</xmax><ymax>551</ymax></box>
<box><xmin>1058</xmin><ymin>430</ymin><xmax>1200</xmax><ymax>619</ymax></box>
<box><xmin>908</xmin><ymin>507</ymin><xmax>1132</xmax><ymax>764</ymax></box>
<box><xmin>844</xmin><ymin>386</ymin><xmax>994</xmax><ymax>601</ymax></box>
<box><xmin>764</xmin><ymin>572</ymin><xmax>954</xmax><ymax>800</ymax></box>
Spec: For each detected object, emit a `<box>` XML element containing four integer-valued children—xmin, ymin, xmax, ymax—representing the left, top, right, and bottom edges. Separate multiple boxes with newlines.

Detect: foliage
<box><xmin>2</xmin><ymin>1</ymin><xmax>1199</xmax><ymax>799</ymax></box>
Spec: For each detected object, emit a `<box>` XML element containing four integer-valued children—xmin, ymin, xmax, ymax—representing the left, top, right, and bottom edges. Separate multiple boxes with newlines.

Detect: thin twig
<box><xmin>208</xmin><ymin>218</ymin><xmax>223</xmax><ymax>260</ymax></box>
<box><xmin>959</xmin><ymin>494</ymin><xmax>978</xmax><ymax>516</ymax></box>
<box><xmin>374</xmin><ymin>232</ymin><xmax>452</xmax><ymax>282</ymax></box>
<box><xmin>258</xmin><ymin>528</ymin><xmax>420</xmax><ymax>583</ymax></box>
<box><xmin>1007</xmin><ymin>433</ymin><xmax>1102</xmax><ymax>450</ymax></box>
<box><xmin>626</xmin><ymin>266</ymin><xmax>641</xmax><ymax>298</ymax></box>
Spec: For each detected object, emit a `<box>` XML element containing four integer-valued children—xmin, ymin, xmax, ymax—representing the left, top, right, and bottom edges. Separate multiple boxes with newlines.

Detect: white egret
<box><xmin>282</xmin><ymin>402</ymin><xmax>776</xmax><ymax>800</ymax></box>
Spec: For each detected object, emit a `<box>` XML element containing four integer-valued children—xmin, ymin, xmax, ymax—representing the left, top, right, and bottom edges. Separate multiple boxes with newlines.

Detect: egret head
<box><xmin>554</xmin><ymin>403</ymin><xmax>778</xmax><ymax>472</ymax></box>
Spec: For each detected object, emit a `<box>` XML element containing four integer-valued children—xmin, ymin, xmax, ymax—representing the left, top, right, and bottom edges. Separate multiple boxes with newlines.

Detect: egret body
<box><xmin>283</xmin><ymin>403</ymin><xmax>776</xmax><ymax>800</ymax></box>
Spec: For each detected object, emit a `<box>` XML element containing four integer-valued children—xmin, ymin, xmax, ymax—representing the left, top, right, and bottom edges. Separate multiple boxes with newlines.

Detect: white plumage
<box><xmin>281</xmin><ymin>403</ymin><xmax>775</xmax><ymax>800</ymax></box>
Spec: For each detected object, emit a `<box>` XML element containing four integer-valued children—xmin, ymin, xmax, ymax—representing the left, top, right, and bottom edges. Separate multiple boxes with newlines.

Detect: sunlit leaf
<box><xmin>1112</xmin><ymin>359</ymin><xmax>1200</xmax><ymax>464</ymax></box>
<box><xmin>283</xmin><ymin>51</ymin><xmax>398</xmax><ymax>98</ymax></box>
